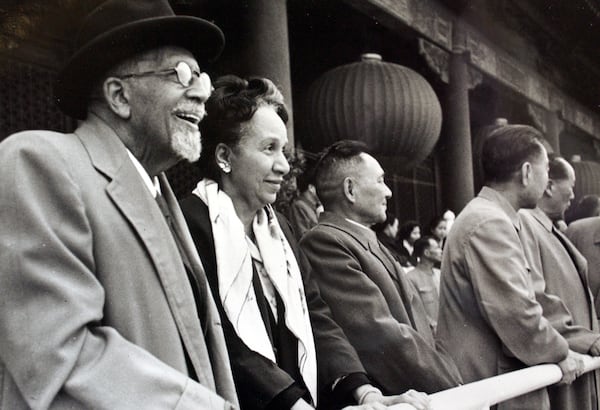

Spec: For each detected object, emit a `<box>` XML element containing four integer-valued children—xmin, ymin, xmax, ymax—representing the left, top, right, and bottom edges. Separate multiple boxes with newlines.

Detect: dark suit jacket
<box><xmin>180</xmin><ymin>195</ymin><xmax>368</xmax><ymax>409</ymax></box>
<box><xmin>567</xmin><ymin>216</ymin><xmax>600</xmax><ymax>318</ymax></box>
<box><xmin>0</xmin><ymin>115</ymin><xmax>237</xmax><ymax>409</ymax></box>
<box><xmin>300</xmin><ymin>211</ymin><xmax>462</xmax><ymax>395</ymax></box>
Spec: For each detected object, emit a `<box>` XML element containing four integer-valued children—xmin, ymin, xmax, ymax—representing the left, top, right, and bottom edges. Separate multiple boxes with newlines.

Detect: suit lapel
<box><xmin>370</xmin><ymin>241</ymin><xmax>409</xmax><ymax>292</ymax></box>
<box><xmin>75</xmin><ymin>116</ymin><xmax>217</xmax><ymax>389</ymax></box>
<box><xmin>319</xmin><ymin>213</ymin><xmax>418</xmax><ymax>325</ymax></box>
<box><xmin>553</xmin><ymin>227</ymin><xmax>593</xmax><ymax>299</ymax></box>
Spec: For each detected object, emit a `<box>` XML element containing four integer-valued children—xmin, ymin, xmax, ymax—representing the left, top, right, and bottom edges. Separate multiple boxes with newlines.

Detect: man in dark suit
<box><xmin>0</xmin><ymin>0</ymin><xmax>237</xmax><ymax>408</ymax></box>
<box><xmin>519</xmin><ymin>156</ymin><xmax>600</xmax><ymax>410</ymax></box>
<box><xmin>568</xmin><ymin>216</ymin><xmax>600</xmax><ymax>322</ymax></box>
<box><xmin>300</xmin><ymin>140</ymin><xmax>463</xmax><ymax>395</ymax></box>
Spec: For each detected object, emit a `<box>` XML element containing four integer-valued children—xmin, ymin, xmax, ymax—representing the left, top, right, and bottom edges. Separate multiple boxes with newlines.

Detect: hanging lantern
<box><xmin>304</xmin><ymin>53</ymin><xmax>442</xmax><ymax>167</ymax></box>
<box><xmin>571</xmin><ymin>157</ymin><xmax>600</xmax><ymax>200</ymax></box>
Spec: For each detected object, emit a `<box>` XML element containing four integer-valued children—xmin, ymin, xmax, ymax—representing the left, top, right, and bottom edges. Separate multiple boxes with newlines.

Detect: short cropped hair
<box><xmin>413</xmin><ymin>235</ymin><xmax>437</xmax><ymax>258</ymax></box>
<box><xmin>482</xmin><ymin>125</ymin><xmax>545</xmax><ymax>184</ymax></box>
<box><xmin>548</xmin><ymin>155</ymin><xmax>571</xmax><ymax>181</ymax></box>
<box><xmin>199</xmin><ymin>75</ymin><xmax>288</xmax><ymax>181</ymax></box>
<box><xmin>314</xmin><ymin>140</ymin><xmax>370</xmax><ymax>209</ymax></box>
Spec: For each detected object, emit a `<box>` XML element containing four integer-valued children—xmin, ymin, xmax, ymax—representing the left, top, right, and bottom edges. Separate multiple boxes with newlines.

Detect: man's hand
<box><xmin>589</xmin><ymin>338</ymin><xmax>600</xmax><ymax>356</ymax></box>
<box><xmin>362</xmin><ymin>389</ymin><xmax>431</xmax><ymax>410</ymax></box>
<box><xmin>557</xmin><ymin>349</ymin><xmax>586</xmax><ymax>385</ymax></box>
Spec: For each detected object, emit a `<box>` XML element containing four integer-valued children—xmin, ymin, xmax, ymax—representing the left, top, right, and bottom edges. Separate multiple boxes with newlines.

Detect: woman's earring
<box><xmin>219</xmin><ymin>162</ymin><xmax>231</xmax><ymax>173</ymax></box>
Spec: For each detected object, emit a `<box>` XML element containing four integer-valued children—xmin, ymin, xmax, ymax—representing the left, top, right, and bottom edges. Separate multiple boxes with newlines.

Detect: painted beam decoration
<box><xmin>345</xmin><ymin>0</ymin><xmax>600</xmax><ymax>139</ymax></box>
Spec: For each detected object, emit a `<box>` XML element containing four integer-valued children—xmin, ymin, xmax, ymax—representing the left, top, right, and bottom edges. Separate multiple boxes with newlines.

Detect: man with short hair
<box><xmin>518</xmin><ymin>155</ymin><xmax>600</xmax><ymax>410</ymax></box>
<box><xmin>436</xmin><ymin>125</ymin><xmax>583</xmax><ymax>410</ymax></box>
<box><xmin>0</xmin><ymin>0</ymin><xmax>237</xmax><ymax>408</ymax></box>
<box><xmin>300</xmin><ymin>140</ymin><xmax>463</xmax><ymax>396</ymax></box>
<box><xmin>406</xmin><ymin>236</ymin><xmax>442</xmax><ymax>332</ymax></box>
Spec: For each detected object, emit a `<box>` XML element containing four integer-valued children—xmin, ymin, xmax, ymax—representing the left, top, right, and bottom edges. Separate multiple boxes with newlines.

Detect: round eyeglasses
<box><xmin>116</xmin><ymin>61</ymin><xmax>211</xmax><ymax>91</ymax></box>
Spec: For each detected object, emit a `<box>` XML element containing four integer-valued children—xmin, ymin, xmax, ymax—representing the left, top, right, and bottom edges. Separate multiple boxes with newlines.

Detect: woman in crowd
<box><xmin>398</xmin><ymin>220</ymin><xmax>421</xmax><ymax>267</ymax></box>
<box><xmin>428</xmin><ymin>216</ymin><xmax>448</xmax><ymax>248</ymax></box>
<box><xmin>180</xmin><ymin>75</ymin><xmax>430</xmax><ymax>410</ymax></box>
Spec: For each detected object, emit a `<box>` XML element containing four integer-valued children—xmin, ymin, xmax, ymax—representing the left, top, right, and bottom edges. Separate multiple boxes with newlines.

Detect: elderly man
<box><xmin>568</xmin><ymin>217</ymin><xmax>600</xmax><ymax>322</ymax></box>
<box><xmin>0</xmin><ymin>0</ymin><xmax>238</xmax><ymax>408</ymax></box>
<box><xmin>300</xmin><ymin>140</ymin><xmax>462</xmax><ymax>395</ymax></box>
<box><xmin>519</xmin><ymin>155</ymin><xmax>600</xmax><ymax>410</ymax></box>
<box><xmin>436</xmin><ymin>125</ymin><xmax>583</xmax><ymax>410</ymax></box>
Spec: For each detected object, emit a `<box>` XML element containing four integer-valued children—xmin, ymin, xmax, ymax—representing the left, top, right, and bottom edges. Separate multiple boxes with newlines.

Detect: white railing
<box><xmin>389</xmin><ymin>355</ymin><xmax>600</xmax><ymax>410</ymax></box>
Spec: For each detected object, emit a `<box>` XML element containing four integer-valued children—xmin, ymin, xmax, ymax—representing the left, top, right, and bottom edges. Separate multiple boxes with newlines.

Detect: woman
<box><xmin>428</xmin><ymin>216</ymin><xmax>447</xmax><ymax>247</ymax></box>
<box><xmin>397</xmin><ymin>221</ymin><xmax>420</xmax><ymax>267</ymax></box>
<box><xmin>180</xmin><ymin>76</ymin><xmax>430</xmax><ymax>410</ymax></box>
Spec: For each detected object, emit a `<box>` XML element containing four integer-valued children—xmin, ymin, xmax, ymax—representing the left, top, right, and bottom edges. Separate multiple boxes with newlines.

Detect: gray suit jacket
<box><xmin>436</xmin><ymin>187</ymin><xmax>568</xmax><ymax>410</ymax></box>
<box><xmin>519</xmin><ymin>208</ymin><xmax>600</xmax><ymax>410</ymax></box>
<box><xmin>300</xmin><ymin>212</ymin><xmax>462</xmax><ymax>395</ymax></box>
<box><xmin>567</xmin><ymin>216</ymin><xmax>600</xmax><ymax>318</ymax></box>
<box><xmin>0</xmin><ymin>114</ymin><xmax>237</xmax><ymax>409</ymax></box>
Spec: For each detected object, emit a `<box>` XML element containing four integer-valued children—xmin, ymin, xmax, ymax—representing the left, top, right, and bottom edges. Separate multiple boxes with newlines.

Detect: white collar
<box><xmin>126</xmin><ymin>150</ymin><xmax>161</xmax><ymax>198</ymax></box>
<box><xmin>345</xmin><ymin>218</ymin><xmax>372</xmax><ymax>231</ymax></box>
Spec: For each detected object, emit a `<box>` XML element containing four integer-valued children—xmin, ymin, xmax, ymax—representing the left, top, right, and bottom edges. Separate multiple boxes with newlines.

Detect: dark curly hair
<box><xmin>199</xmin><ymin>75</ymin><xmax>288</xmax><ymax>181</ymax></box>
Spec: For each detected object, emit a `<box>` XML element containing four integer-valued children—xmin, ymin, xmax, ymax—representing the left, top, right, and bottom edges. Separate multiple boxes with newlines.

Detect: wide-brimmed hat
<box><xmin>54</xmin><ymin>0</ymin><xmax>225</xmax><ymax>119</ymax></box>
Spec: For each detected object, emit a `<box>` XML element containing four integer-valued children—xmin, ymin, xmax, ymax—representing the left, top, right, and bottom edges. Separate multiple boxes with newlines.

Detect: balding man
<box><xmin>300</xmin><ymin>140</ymin><xmax>462</xmax><ymax>396</ymax></box>
<box><xmin>519</xmin><ymin>155</ymin><xmax>600</xmax><ymax>410</ymax></box>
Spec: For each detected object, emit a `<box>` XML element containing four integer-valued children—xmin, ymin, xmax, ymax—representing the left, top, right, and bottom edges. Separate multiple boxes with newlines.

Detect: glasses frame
<box><xmin>116</xmin><ymin>61</ymin><xmax>208</xmax><ymax>89</ymax></box>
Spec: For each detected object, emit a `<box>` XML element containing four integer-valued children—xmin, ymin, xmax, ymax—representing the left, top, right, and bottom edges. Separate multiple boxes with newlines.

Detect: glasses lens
<box><xmin>174</xmin><ymin>61</ymin><xmax>193</xmax><ymax>87</ymax></box>
<box><xmin>199</xmin><ymin>72</ymin><xmax>212</xmax><ymax>94</ymax></box>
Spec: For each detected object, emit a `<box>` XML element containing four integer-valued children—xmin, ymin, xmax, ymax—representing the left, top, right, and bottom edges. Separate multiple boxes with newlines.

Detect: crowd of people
<box><xmin>1</xmin><ymin>1</ymin><xmax>599</xmax><ymax>410</ymax></box>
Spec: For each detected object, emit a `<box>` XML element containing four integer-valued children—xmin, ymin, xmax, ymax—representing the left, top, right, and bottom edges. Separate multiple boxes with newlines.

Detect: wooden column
<box><xmin>239</xmin><ymin>0</ymin><xmax>294</xmax><ymax>145</ymax></box>
<box><xmin>439</xmin><ymin>49</ymin><xmax>475</xmax><ymax>213</ymax></box>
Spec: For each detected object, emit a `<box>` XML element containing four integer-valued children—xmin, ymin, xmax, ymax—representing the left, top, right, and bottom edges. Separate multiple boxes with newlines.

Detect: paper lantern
<box><xmin>304</xmin><ymin>53</ymin><xmax>442</xmax><ymax>167</ymax></box>
<box><xmin>571</xmin><ymin>159</ymin><xmax>600</xmax><ymax>199</ymax></box>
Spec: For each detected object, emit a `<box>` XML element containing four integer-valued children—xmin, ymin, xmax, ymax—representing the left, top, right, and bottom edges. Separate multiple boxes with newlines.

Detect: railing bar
<box><xmin>389</xmin><ymin>355</ymin><xmax>600</xmax><ymax>410</ymax></box>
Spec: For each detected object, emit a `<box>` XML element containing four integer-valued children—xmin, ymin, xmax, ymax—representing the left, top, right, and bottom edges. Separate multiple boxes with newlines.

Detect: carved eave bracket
<box><xmin>527</xmin><ymin>103</ymin><xmax>548</xmax><ymax>134</ymax></box>
<box><xmin>418</xmin><ymin>38</ymin><xmax>482</xmax><ymax>89</ymax></box>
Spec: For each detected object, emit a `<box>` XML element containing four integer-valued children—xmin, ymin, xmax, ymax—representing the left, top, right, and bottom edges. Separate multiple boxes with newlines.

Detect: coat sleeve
<box><xmin>300</xmin><ymin>227</ymin><xmax>462</xmax><ymax>395</ymax></box>
<box><xmin>279</xmin><ymin>215</ymin><xmax>370</xmax><ymax>405</ymax></box>
<box><xmin>464</xmin><ymin>216</ymin><xmax>569</xmax><ymax>365</ymax></box>
<box><xmin>0</xmin><ymin>136</ymin><xmax>232</xmax><ymax>410</ymax></box>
